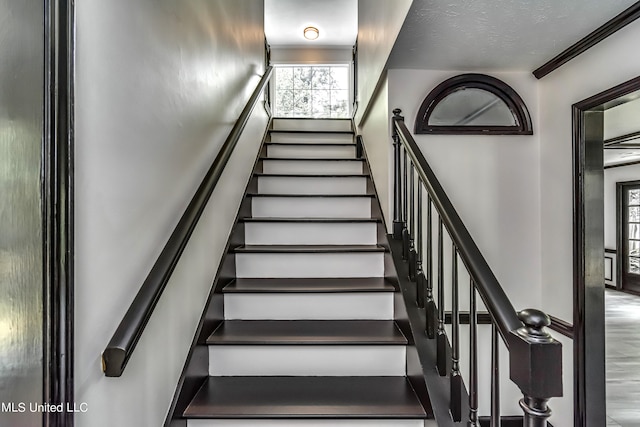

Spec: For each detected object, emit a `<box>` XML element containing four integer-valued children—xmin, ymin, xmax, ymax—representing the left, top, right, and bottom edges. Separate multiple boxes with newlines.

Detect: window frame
<box><xmin>414</xmin><ymin>73</ymin><xmax>533</xmax><ymax>135</ymax></box>
<box><xmin>271</xmin><ymin>64</ymin><xmax>353</xmax><ymax>119</ymax></box>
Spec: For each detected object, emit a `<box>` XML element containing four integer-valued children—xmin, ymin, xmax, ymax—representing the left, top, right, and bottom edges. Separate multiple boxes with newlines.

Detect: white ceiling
<box><xmin>265</xmin><ymin>0</ymin><xmax>358</xmax><ymax>48</ymax></box>
<box><xmin>387</xmin><ymin>0</ymin><xmax>638</xmax><ymax>70</ymax></box>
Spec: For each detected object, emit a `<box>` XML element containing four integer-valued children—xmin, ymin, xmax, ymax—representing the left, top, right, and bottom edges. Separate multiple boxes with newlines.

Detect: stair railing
<box><xmin>391</xmin><ymin>109</ymin><xmax>562</xmax><ymax>426</ymax></box>
<box><xmin>101</xmin><ymin>67</ymin><xmax>273</xmax><ymax>377</ymax></box>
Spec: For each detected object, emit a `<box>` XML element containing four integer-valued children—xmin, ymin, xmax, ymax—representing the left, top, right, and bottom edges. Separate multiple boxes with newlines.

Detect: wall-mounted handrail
<box><xmin>102</xmin><ymin>67</ymin><xmax>273</xmax><ymax>377</ymax></box>
<box><xmin>391</xmin><ymin>109</ymin><xmax>562</xmax><ymax>425</ymax></box>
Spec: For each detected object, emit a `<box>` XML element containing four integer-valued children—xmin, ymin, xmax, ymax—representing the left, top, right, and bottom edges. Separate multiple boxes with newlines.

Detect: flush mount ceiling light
<box><xmin>303</xmin><ymin>26</ymin><xmax>319</xmax><ymax>40</ymax></box>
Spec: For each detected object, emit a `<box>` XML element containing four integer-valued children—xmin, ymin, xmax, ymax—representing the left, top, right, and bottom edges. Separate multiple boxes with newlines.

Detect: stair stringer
<box><xmin>163</xmin><ymin>119</ymin><xmax>272</xmax><ymax>427</ymax></box>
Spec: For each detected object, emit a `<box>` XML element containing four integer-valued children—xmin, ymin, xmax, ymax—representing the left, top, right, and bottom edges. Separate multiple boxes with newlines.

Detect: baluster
<box><xmin>469</xmin><ymin>279</ymin><xmax>479</xmax><ymax>427</ymax></box>
<box><xmin>415</xmin><ymin>178</ymin><xmax>424</xmax><ymax>308</ymax></box>
<box><xmin>408</xmin><ymin>163</ymin><xmax>417</xmax><ymax>281</ymax></box>
<box><xmin>425</xmin><ymin>194</ymin><xmax>436</xmax><ymax>338</ymax></box>
<box><xmin>450</xmin><ymin>246</ymin><xmax>462</xmax><ymax>421</ymax></box>
<box><xmin>391</xmin><ymin>109</ymin><xmax>403</xmax><ymax>239</ymax></box>
<box><xmin>402</xmin><ymin>147</ymin><xmax>409</xmax><ymax>260</ymax></box>
<box><xmin>436</xmin><ymin>217</ymin><xmax>447</xmax><ymax>376</ymax></box>
<box><xmin>491</xmin><ymin>325</ymin><xmax>501</xmax><ymax>427</ymax></box>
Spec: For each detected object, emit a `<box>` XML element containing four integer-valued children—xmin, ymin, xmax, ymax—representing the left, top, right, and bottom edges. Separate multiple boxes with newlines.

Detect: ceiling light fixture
<box><xmin>304</xmin><ymin>26</ymin><xmax>319</xmax><ymax>40</ymax></box>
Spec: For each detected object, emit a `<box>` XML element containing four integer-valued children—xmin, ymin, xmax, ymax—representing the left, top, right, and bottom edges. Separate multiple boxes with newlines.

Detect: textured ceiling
<box><xmin>387</xmin><ymin>0</ymin><xmax>639</xmax><ymax>70</ymax></box>
<box><xmin>265</xmin><ymin>0</ymin><xmax>357</xmax><ymax>47</ymax></box>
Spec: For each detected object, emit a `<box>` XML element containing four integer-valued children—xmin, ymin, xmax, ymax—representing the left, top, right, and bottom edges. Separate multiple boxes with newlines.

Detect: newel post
<box><xmin>392</xmin><ymin>108</ymin><xmax>405</xmax><ymax>239</ymax></box>
<box><xmin>509</xmin><ymin>309</ymin><xmax>563</xmax><ymax>427</ymax></box>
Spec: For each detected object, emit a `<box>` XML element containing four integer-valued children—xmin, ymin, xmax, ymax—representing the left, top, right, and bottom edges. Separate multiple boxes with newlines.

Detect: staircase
<box><xmin>178</xmin><ymin>118</ymin><xmax>432</xmax><ymax>426</ymax></box>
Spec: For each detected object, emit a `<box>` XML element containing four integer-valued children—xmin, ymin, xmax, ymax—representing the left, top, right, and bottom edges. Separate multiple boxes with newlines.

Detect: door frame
<box><xmin>43</xmin><ymin>0</ymin><xmax>75</xmax><ymax>425</ymax></box>
<box><xmin>616</xmin><ymin>180</ymin><xmax>640</xmax><ymax>295</ymax></box>
<box><xmin>573</xmin><ymin>75</ymin><xmax>640</xmax><ymax>427</ymax></box>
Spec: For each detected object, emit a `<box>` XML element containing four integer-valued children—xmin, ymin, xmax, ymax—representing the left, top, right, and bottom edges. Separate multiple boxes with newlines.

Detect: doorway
<box><xmin>574</xmin><ymin>75</ymin><xmax>640</xmax><ymax>427</ymax></box>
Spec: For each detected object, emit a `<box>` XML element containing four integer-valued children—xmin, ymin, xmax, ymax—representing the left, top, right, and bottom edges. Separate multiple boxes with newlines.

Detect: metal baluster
<box><xmin>450</xmin><ymin>246</ymin><xmax>462</xmax><ymax>421</ymax></box>
<box><xmin>408</xmin><ymin>162</ymin><xmax>417</xmax><ymax>281</ymax></box>
<box><xmin>425</xmin><ymin>195</ymin><xmax>436</xmax><ymax>338</ymax></box>
<box><xmin>469</xmin><ymin>279</ymin><xmax>479</xmax><ymax>427</ymax></box>
<box><xmin>402</xmin><ymin>147</ymin><xmax>409</xmax><ymax>260</ymax></box>
<box><xmin>415</xmin><ymin>178</ymin><xmax>424</xmax><ymax>308</ymax></box>
<box><xmin>391</xmin><ymin>109</ymin><xmax>403</xmax><ymax>239</ymax></box>
<box><xmin>436</xmin><ymin>217</ymin><xmax>447</xmax><ymax>376</ymax></box>
<box><xmin>491</xmin><ymin>325</ymin><xmax>501</xmax><ymax>427</ymax></box>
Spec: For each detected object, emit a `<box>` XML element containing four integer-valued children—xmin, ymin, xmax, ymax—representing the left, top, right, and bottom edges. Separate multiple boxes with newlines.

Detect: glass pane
<box><xmin>330</xmin><ymin>90</ymin><xmax>349</xmax><ymax>118</ymax></box>
<box><xmin>331</xmin><ymin>67</ymin><xmax>349</xmax><ymax>89</ymax></box>
<box><xmin>428</xmin><ymin>88</ymin><xmax>517</xmax><ymax>126</ymax></box>
<box><xmin>630</xmin><ymin>240</ymin><xmax>640</xmax><ymax>257</ymax></box>
<box><xmin>630</xmin><ymin>206</ymin><xmax>640</xmax><ymax>222</ymax></box>
<box><xmin>311</xmin><ymin>90</ymin><xmax>330</xmax><ymax>118</ymax></box>
<box><xmin>311</xmin><ymin>67</ymin><xmax>331</xmax><ymax>90</ymax></box>
<box><xmin>276</xmin><ymin>67</ymin><xmax>294</xmax><ymax>90</ymax></box>
<box><xmin>293</xmin><ymin>67</ymin><xmax>312</xmax><ymax>90</ymax></box>
<box><xmin>293</xmin><ymin>89</ymin><xmax>311</xmax><ymax>116</ymax></box>
<box><xmin>274</xmin><ymin>89</ymin><xmax>294</xmax><ymax>117</ymax></box>
<box><xmin>629</xmin><ymin>257</ymin><xmax>640</xmax><ymax>274</ymax></box>
<box><xmin>630</xmin><ymin>223</ymin><xmax>640</xmax><ymax>240</ymax></box>
<box><xmin>630</xmin><ymin>189</ymin><xmax>640</xmax><ymax>206</ymax></box>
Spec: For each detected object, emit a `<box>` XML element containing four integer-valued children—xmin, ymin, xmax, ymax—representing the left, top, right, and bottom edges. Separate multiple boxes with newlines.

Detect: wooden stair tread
<box><xmin>266</xmin><ymin>142</ymin><xmax>356</xmax><ymax>146</ymax></box>
<box><xmin>246</xmin><ymin>193</ymin><xmax>374</xmax><ymax>197</ymax></box>
<box><xmin>207</xmin><ymin>320</ymin><xmax>407</xmax><ymax>345</ymax></box>
<box><xmin>183</xmin><ymin>376</ymin><xmax>426</xmax><ymax>419</ymax></box>
<box><xmin>261</xmin><ymin>157</ymin><xmax>363</xmax><ymax>161</ymax></box>
<box><xmin>233</xmin><ymin>244</ymin><xmax>385</xmax><ymax>253</ymax></box>
<box><xmin>254</xmin><ymin>173</ymin><xmax>368</xmax><ymax>177</ymax></box>
<box><xmin>240</xmin><ymin>217</ymin><xmax>381</xmax><ymax>223</ymax></box>
<box><xmin>223</xmin><ymin>277</ymin><xmax>396</xmax><ymax>293</ymax></box>
<box><xmin>269</xmin><ymin>129</ymin><xmax>354</xmax><ymax>134</ymax></box>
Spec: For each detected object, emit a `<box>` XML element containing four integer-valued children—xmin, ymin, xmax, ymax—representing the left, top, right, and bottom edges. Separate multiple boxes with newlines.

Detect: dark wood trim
<box><xmin>605</xmin><ymin>248</ymin><xmax>617</xmax><ymax>254</ymax></box>
<box><xmin>605</xmin><ymin>283</ymin><xmax>617</xmax><ymax>290</ymax></box>
<box><xmin>43</xmin><ymin>0</ymin><xmax>75</xmax><ymax>425</ymax></box>
<box><xmin>571</xmin><ymin>75</ymin><xmax>640</xmax><ymax>426</ymax></box>
<box><xmin>414</xmin><ymin>74</ymin><xmax>533</xmax><ymax>136</ymax></box>
<box><xmin>533</xmin><ymin>2</ymin><xmax>640</xmax><ymax>79</ymax></box>
<box><xmin>604</xmin><ymin>255</ymin><xmax>614</xmax><ymax>282</ymax></box>
<box><xmin>102</xmin><ymin>67</ymin><xmax>273</xmax><ymax>378</ymax></box>
<box><xmin>616</xmin><ymin>180</ymin><xmax>640</xmax><ymax>294</ymax></box>
<box><xmin>605</xmin><ymin>159</ymin><xmax>640</xmax><ymax>169</ymax></box>
<box><xmin>604</xmin><ymin>130</ymin><xmax>640</xmax><ymax>146</ymax></box>
<box><xmin>548</xmin><ymin>316</ymin><xmax>574</xmax><ymax>338</ymax></box>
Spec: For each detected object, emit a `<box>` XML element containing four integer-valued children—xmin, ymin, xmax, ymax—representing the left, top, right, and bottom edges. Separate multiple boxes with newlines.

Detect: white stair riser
<box><xmin>224</xmin><ymin>293</ymin><xmax>394</xmax><ymax>320</ymax></box>
<box><xmin>209</xmin><ymin>345</ymin><xmax>406</xmax><ymax>376</ymax></box>
<box><xmin>252</xmin><ymin>197</ymin><xmax>371</xmax><ymax>218</ymax></box>
<box><xmin>262</xmin><ymin>160</ymin><xmax>362</xmax><ymax>175</ymax></box>
<box><xmin>267</xmin><ymin>145</ymin><xmax>356</xmax><ymax>159</ymax></box>
<box><xmin>270</xmin><ymin>133</ymin><xmax>353</xmax><ymax>144</ymax></box>
<box><xmin>272</xmin><ymin>119</ymin><xmax>352</xmax><ymax>132</ymax></box>
<box><xmin>245</xmin><ymin>222</ymin><xmax>377</xmax><ymax>245</ymax></box>
<box><xmin>188</xmin><ymin>420</ymin><xmax>427</xmax><ymax>427</ymax></box>
<box><xmin>235</xmin><ymin>252</ymin><xmax>384</xmax><ymax>278</ymax></box>
<box><xmin>258</xmin><ymin>176</ymin><xmax>367</xmax><ymax>195</ymax></box>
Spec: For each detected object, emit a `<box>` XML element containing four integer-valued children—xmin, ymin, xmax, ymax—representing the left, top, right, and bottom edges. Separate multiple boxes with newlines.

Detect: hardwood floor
<box><xmin>606</xmin><ymin>289</ymin><xmax>640</xmax><ymax>427</ymax></box>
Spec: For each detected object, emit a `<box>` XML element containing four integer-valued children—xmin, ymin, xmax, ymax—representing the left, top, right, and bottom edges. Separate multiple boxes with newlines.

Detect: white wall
<box><xmin>358</xmin><ymin>74</ymin><xmax>392</xmax><ymax>229</ymax></box>
<box><xmin>539</xmin><ymin>17</ymin><xmax>640</xmax><ymax>322</ymax></box>
<box><xmin>74</xmin><ymin>1</ymin><xmax>267</xmax><ymax>426</ymax></box>
<box><xmin>538</xmin><ymin>17</ymin><xmax>640</xmax><ymax>427</ymax></box>
<box><xmin>270</xmin><ymin>48</ymin><xmax>353</xmax><ymax>64</ymax></box>
<box><xmin>605</xmin><ymin>96</ymin><xmax>640</xmax><ymax>140</ymax></box>
<box><xmin>604</xmin><ymin>164</ymin><xmax>640</xmax><ymax>249</ymax></box>
<box><xmin>355</xmin><ymin>0</ymin><xmax>412</xmax><ymax>125</ymax></box>
<box><xmin>388</xmin><ymin>69</ymin><xmax>541</xmax><ymax>312</ymax></box>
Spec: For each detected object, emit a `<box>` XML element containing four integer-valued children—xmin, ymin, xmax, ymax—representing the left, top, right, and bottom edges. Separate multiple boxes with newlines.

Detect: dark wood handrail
<box><xmin>102</xmin><ymin>67</ymin><xmax>273</xmax><ymax>377</ymax></box>
<box><xmin>392</xmin><ymin>115</ymin><xmax>523</xmax><ymax>342</ymax></box>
